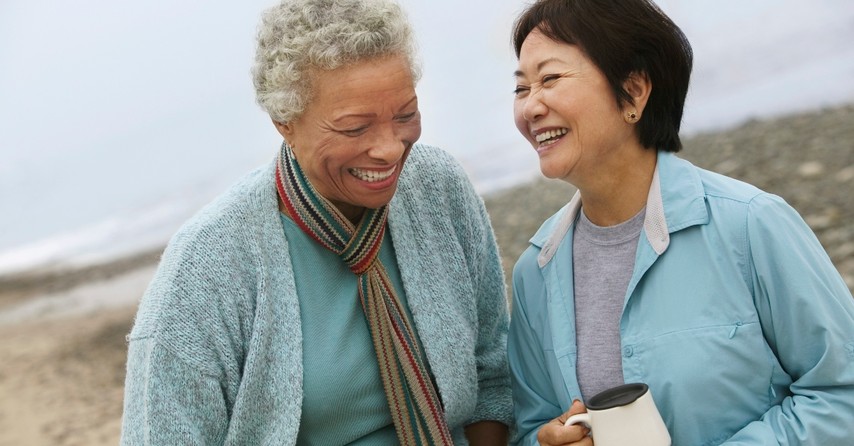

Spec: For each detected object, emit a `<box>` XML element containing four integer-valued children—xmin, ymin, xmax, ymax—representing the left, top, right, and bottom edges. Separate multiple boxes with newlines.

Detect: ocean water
<box><xmin>1</xmin><ymin>0</ymin><xmax>853</xmax><ymax>276</ymax></box>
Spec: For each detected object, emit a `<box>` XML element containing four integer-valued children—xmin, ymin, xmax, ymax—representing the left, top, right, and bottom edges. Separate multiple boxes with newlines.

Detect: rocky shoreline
<box><xmin>2</xmin><ymin>104</ymin><xmax>851</xmax><ymax>305</ymax></box>
<box><xmin>485</xmin><ymin>103</ymin><xmax>854</xmax><ymax>295</ymax></box>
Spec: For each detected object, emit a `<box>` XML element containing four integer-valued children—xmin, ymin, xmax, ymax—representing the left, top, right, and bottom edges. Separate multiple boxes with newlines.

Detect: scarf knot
<box><xmin>341</xmin><ymin>210</ymin><xmax>386</xmax><ymax>275</ymax></box>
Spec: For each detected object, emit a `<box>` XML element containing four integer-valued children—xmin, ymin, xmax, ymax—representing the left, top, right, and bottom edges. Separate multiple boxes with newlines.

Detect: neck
<box><xmin>579</xmin><ymin>148</ymin><xmax>657</xmax><ymax>226</ymax></box>
<box><xmin>333</xmin><ymin>200</ymin><xmax>366</xmax><ymax>225</ymax></box>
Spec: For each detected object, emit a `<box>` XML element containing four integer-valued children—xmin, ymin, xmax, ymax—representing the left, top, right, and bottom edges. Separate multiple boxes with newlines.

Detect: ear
<box><xmin>622</xmin><ymin>71</ymin><xmax>652</xmax><ymax>117</ymax></box>
<box><xmin>272</xmin><ymin>119</ymin><xmax>294</xmax><ymax>142</ymax></box>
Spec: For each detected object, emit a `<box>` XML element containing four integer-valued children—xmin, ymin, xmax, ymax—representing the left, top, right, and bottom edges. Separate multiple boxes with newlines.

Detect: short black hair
<box><xmin>513</xmin><ymin>0</ymin><xmax>693</xmax><ymax>152</ymax></box>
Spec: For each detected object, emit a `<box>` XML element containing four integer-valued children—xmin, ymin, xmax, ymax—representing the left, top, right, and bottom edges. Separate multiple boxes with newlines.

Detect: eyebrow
<box><xmin>514</xmin><ymin>57</ymin><xmax>565</xmax><ymax>78</ymax></box>
<box><xmin>333</xmin><ymin>113</ymin><xmax>373</xmax><ymax>123</ymax></box>
<box><xmin>396</xmin><ymin>96</ymin><xmax>418</xmax><ymax>114</ymax></box>
<box><xmin>332</xmin><ymin>96</ymin><xmax>418</xmax><ymax>123</ymax></box>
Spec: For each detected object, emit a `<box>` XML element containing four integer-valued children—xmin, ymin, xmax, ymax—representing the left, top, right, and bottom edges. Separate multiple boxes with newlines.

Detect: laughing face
<box><xmin>513</xmin><ymin>28</ymin><xmax>639</xmax><ymax>189</ymax></box>
<box><xmin>275</xmin><ymin>54</ymin><xmax>421</xmax><ymax>221</ymax></box>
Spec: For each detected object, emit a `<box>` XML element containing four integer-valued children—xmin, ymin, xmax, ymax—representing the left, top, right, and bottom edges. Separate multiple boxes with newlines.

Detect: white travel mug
<box><xmin>564</xmin><ymin>383</ymin><xmax>671</xmax><ymax>446</ymax></box>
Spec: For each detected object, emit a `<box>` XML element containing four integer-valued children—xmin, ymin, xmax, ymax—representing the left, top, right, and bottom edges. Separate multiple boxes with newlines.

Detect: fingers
<box><xmin>574</xmin><ymin>436</ymin><xmax>594</xmax><ymax>446</ymax></box>
<box><xmin>538</xmin><ymin>401</ymin><xmax>591</xmax><ymax>446</ymax></box>
<box><xmin>558</xmin><ymin>400</ymin><xmax>587</xmax><ymax>424</ymax></box>
<box><xmin>537</xmin><ymin>421</ymin><xmax>590</xmax><ymax>446</ymax></box>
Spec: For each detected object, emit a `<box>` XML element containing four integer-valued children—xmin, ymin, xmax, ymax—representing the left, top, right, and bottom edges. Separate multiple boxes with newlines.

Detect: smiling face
<box><xmin>513</xmin><ymin>28</ymin><xmax>641</xmax><ymax>189</ymax></box>
<box><xmin>275</xmin><ymin>54</ymin><xmax>421</xmax><ymax>221</ymax></box>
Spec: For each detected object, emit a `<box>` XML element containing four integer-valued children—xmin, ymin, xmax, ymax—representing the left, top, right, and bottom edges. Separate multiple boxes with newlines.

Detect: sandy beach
<box><xmin>1</xmin><ymin>104</ymin><xmax>852</xmax><ymax>446</ymax></box>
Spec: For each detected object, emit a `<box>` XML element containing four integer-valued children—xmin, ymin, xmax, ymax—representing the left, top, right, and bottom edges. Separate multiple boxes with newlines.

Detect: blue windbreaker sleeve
<box><xmin>723</xmin><ymin>193</ymin><xmax>854</xmax><ymax>444</ymax></box>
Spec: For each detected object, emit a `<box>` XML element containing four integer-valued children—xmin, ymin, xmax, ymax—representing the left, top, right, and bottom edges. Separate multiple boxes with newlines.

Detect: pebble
<box><xmin>798</xmin><ymin>161</ymin><xmax>825</xmax><ymax>178</ymax></box>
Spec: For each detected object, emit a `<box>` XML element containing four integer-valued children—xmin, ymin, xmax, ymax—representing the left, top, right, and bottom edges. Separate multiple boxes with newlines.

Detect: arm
<box><xmin>507</xmin><ymin>255</ymin><xmax>566</xmax><ymax>446</ymax></box>
<box><xmin>723</xmin><ymin>194</ymin><xmax>854</xmax><ymax>444</ymax></box>
<box><xmin>121</xmin><ymin>336</ymin><xmax>229</xmax><ymax>445</ymax></box>
<box><xmin>445</xmin><ymin>154</ymin><xmax>513</xmax><ymax>438</ymax></box>
<box><xmin>466</xmin><ymin>181</ymin><xmax>514</xmax><ymax>432</ymax></box>
<box><xmin>466</xmin><ymin>420</ymin><xmax>509</xmax><ymax>446</ymax></box>
<box><xmin>120</xmin><ymin>229</ymin><xmax>248</xmax><ymax>445</ymax></box>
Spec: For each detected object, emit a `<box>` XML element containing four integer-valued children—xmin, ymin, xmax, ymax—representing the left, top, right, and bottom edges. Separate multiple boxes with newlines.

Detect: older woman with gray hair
<box><xmin>119</xmin><ymin>0</ymin><xmax>512</xmax><ymax>444</ymax></box>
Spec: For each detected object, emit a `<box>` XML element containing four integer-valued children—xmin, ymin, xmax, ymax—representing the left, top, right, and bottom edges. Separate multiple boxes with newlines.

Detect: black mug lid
<box><xmin>586</xmin><ymin>383</ymin><xmax>649</xmax><ymax>410</ymax></box>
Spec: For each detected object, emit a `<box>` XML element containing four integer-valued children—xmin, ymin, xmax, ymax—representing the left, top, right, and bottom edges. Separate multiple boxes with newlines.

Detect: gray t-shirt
<box><xmin>572</xmin><ymin>206</ymin><xmax>645</xmax><ymax>401</ymax></box>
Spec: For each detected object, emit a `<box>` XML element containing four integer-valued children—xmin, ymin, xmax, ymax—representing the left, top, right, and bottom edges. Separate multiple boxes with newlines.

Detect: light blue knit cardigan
<box><xmin>120</xmin><ymin>144</ymin><xmax>513</xmax><ymax>445</ymax></box>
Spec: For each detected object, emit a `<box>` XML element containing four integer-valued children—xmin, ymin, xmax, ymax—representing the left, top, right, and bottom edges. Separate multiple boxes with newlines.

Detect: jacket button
<box><xmin>623</xmin><ymin>346</ymin><xmax>634</xmax><ymax>357</ymax></box>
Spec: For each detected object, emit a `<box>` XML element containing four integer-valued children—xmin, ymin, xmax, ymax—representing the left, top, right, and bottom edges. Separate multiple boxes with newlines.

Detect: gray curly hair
<box><xmin>252</xmin><ymin>0</ymin><xmax>422</xmax><ymax>123</ymax></box>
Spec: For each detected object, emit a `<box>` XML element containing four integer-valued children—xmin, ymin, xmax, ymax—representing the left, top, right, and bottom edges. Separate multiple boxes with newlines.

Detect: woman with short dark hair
<box><xmin>507</xmin><ymin>0</ymin><xmax>854</xmax><ymax>445</ymax></box>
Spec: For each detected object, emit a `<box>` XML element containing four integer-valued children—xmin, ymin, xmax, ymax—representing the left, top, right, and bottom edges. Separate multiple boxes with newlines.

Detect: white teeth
<box><xmin>535</xmin><ymin>128</ymin><xmax>568</xmax><ymax>143</ymax></box>
<box><xmin>349</xmin><ymin>165</ymin><xmax>397</xmax><ymax>182</ymax></box>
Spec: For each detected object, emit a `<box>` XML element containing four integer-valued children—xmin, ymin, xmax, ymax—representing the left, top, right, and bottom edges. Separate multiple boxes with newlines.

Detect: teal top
<box><xmin>283</xmin><ymin>214</ymin><xmax>405</xmax><ymax>445</ymax></box>
<box><xmin>120</xmin><ymin>144</ymin><xmax>512</xmax><ymax>445</ymax></box>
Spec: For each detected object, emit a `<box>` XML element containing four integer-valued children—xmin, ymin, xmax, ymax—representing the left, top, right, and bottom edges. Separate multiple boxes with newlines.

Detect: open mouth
<box><xmin>348</xmin><ymin>165</ymin><xmax>398</xmax><ymax>183</ymax></box>
<box><xmin>535</xmin><ymin>128</ymin><xmax>568</xmax><ymax>146</ymax></box>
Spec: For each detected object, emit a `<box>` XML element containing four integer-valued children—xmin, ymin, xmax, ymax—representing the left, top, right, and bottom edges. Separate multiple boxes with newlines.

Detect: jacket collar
<box><xmin>534</xmin><ymin>151</ymin><xmax>709</xmax><ymax>267</ymax></box>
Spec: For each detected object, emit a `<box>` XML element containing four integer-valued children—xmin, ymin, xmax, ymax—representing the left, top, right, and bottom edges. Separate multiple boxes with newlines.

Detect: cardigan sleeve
<box><xmin>120</xmin><ymin>217</ymin><xmax>255</xmax><ymax>445</ymax></box>
<box><xmin>121</xmin><ymin>337</ymin><xmax>230</xmax><ymax>445</ymax></box>
<box><xmin>465</xmin><ymin>178</ymin><xmax>514</xmax><ymax>427</ymax></box>
<box><xmin>722</xmin><ymin>193</ymin><xmax>854</xmax><ymax>444</ymax></box>
<box><xmin>431</xmin><ymin>147</ymin><xmax>513</xmax><ymax>427</ymax></box>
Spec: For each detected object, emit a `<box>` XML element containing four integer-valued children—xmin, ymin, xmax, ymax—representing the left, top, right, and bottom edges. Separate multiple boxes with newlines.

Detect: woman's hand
<box><xmin>536</xmin><ymin>400</ymin><xmax>592</xmax><ymax>446</ymax></box>
<box><xmin>465</xmin><ymin>420</ymin><xmax>508</xmax><ymax>445</ymax></box>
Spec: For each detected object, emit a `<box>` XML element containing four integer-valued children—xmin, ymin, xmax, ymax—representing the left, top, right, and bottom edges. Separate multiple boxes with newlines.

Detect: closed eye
<box><xmin>513</xmin><ymin>85</ymin><xmax>531</xmax><ymax>97</ymax></box>
<box><xmin>514</xmin><ymin>72</ymin><xmax>567</xmax><ymax>98</ymax></box>
<box><xmin>395</xmin><ymin>111</ymin><xmax>418</xmax><ymax>123</ymax></box>
<box><xmin>541</xmin><ymin>73</ymin><xmax>563</xmax><ymax>87</ymax></box>
<box><xmin>340</xmin><ymin>126</ymin><xmax>369</xmax><ymax>137</ymax></box>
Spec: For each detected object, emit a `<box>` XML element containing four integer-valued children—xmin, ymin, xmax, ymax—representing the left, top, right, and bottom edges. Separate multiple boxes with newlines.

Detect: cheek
<box><xmin>402</xmin><ymin>121</ymin><xmax>422</xmax><ymax>143</ymax></box>
<box><xmin>389</xmin><ymin>119</ymin><xmax>422</xmax><ymax>150</ymax></box>
<box><xmin>295</xmin><ymin>141</ymin><xmax>339</xmax><ymax>180</ymax></box>
<box><xmin>513</xmin><ymin>103</ymin><xmax>529</xmax><ymax>139</ymax></box>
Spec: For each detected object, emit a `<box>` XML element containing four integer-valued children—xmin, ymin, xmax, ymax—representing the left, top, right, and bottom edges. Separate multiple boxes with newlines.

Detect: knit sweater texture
<box><xmin>120</xmin><ymin>143</ymin><xmax>513</xmax><ymax>445</ymax></box>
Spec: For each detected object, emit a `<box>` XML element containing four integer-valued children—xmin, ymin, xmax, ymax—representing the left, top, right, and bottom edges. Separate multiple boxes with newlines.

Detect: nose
<box><xmin>367</xmin><ymin>123</ymin><xmax>408</xmax><ymax>163</ymax></box>
<box><xmin>520</xmin><ymin>88</ymin><xmax>547</xmax><ymax>122</ymax></box>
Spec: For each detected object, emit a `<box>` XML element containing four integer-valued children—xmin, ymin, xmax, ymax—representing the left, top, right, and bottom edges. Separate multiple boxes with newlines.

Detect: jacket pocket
<box><xmin>633</xmin><ymin>321</ymin><xmax>782</xmax><ymax>445</ymax></box>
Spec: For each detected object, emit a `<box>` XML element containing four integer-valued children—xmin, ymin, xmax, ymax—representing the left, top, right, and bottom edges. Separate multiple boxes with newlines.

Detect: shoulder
<box><xmin>395</xmin><ymin>143</ymin><xmax>483</xmax><ymax>214</ymax></box>
<box><xmin>399</xmin><ymin>143</ymin><xmax>472</xmax><ymax>192</ymax></box>
<box><xmin>167</xmin><ymin>161</ymin><xmax>278</xmax><ymax>261</ymax></box>
<box><xmin>696</xmin><ymin>165</ymin><xmax>765</xmax><ymax>205</ymax></box>
<box><xmin>132</xmin><ymin>161</ymin><xmax>280</xmax><ymax>338</ymax></box>
<box><xmin>661</xmin><ymin>153</ymin><xmax>766</xmax><ymax>208</ymax></box>
<box><xmin>663</xmin><ymin>158</ymin><xmax>779</xmax><ymax>231</ymax></box>
<box><xmin>693</xmin><ymin>165</ymin><xmax>797</xmax><ymax>228</ymax></box>
<box><xmin>679</xmin><ymin>162</ymin><xmax>820</xmax><ymax>277</ymax></box>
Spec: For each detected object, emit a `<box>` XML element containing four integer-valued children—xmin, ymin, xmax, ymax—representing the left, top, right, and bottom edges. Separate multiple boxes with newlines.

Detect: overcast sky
<box><xmin>1</xmin><ymin>0</ymin><xmax>852</xmax><ymax>267</ymax></box>
<box><xmin>2</xmin><ymin>0</ymin><xmax>851</xmax><ymax>189</ymax></box>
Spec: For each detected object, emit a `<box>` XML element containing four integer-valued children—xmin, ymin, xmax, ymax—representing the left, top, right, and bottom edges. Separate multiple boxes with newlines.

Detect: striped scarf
<box><xmin>274</xmin><ymin>143</ymin><xmax>453</xmax><ymax>445</ymax></box>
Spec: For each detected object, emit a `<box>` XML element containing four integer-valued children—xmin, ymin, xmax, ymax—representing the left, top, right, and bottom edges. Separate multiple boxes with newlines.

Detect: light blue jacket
<box><xmin>120</xmin><ymin>144</ymin><xmax>512</xmax><ymax>445</ymax></box>
<box><xmin>508</xmin><ymin>152</ymin><xmax>854</xmax><ymax>445</ymax></box>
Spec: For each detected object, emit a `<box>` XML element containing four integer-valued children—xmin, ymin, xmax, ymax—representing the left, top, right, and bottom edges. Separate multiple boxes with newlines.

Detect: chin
<box><xmin>538</xmin><ymin>162</ymin><xmax>563</xmax><ymax>180</ymax></box>
<box><xmin>360</xmin><ymin>194</ymin><xmax>396</xmax><ymax>211</ymax></box>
